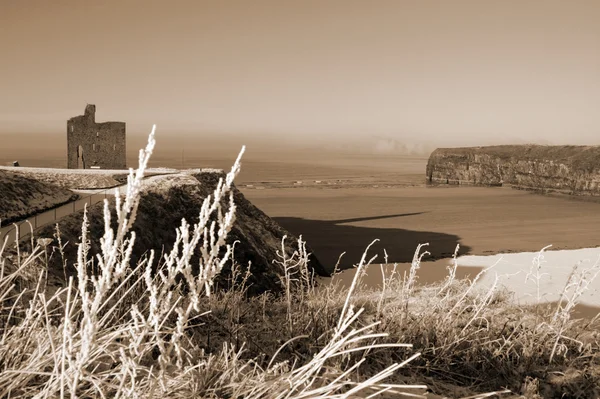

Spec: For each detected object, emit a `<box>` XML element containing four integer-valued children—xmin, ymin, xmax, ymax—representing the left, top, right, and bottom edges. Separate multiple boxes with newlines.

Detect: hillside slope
<box><xmin>30</xmin><ymin>169</ymin><xmax>328</xmax><ymax>295</ymax></box>
<box><xmin>426</xmin><ymin>145</ymin><xmax>600</xmax><ymax>195</ymax></box>
<box><xmin>0</xmin><ymin>169</ymin><xmax>78</xmax><ymax>226</ymax></box>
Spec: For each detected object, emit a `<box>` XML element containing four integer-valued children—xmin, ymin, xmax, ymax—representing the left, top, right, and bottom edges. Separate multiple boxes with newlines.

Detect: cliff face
<box><xmin>32</xmin><ymin>170</ymin><xmax>328</xmax><ymax>295</ymax></box>
<box><xmin>426</xmin><ymin>145</ymin><xmax>600</xmax><ymax>195</ymax></box>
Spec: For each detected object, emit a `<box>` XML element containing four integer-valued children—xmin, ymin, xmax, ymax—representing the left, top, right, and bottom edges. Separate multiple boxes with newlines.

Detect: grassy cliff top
<box><xmin>0</xmin><ymin>166</ymin><xmax>180</xmax><ymax>189</ymax></box>
<box><xmin>429</xmin><ymin>144</ymin><xmax>600</xmax><ymax>171</ymax></box>
<box><xmin>0</xmin><ymin>169</ymin><xmax>77</xmax><ymax>226</ymax></box>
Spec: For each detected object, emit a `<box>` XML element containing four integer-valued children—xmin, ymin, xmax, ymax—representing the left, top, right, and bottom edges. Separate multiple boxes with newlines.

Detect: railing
<box><xmin>0</xmin><ymin>186</ymin><xmax>123</xmax><ymax>247</ymax></box>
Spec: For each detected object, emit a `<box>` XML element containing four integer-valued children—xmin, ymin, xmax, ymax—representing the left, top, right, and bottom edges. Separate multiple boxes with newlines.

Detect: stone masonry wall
<box><xmin>426</xmin><ymin>145</ymin><xmax>600</xmax><ymax>196</ymax></box>
<box><xmin>67</xmin><ymin>104</ymin><xmax>126</xmax><ymax>169</ymax></box>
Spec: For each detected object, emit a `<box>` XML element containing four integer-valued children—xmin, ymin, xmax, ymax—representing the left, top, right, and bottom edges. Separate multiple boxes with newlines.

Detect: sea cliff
<box><xmin>426</xmin><ymin>145</ymin><xmax>600</xmax><ymax>195</ymax></box>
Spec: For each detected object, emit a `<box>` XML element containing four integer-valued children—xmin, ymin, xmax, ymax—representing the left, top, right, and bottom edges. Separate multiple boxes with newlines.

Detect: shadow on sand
<box><xmin>273</xmin><ymin>212</ymin><xmax>472</xmax><ymax>272</ymax></box>
<box><xmin>276</xmin><ymin>213</ymin><xmax>600</xmax><ymax>319</ymax></box>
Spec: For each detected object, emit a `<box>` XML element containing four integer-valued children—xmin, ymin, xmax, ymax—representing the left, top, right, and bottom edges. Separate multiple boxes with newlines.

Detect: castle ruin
<box><xmin>67</xmin><ymin>104</ymin><xmax>126</xmax><ymax>169</ymax></box>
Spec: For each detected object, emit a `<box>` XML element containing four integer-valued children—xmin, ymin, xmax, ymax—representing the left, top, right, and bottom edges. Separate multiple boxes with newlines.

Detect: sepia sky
<box><xmin>1</xmin><ymin>0</ymin><xmax>600</xmax><ymax>147</ymax></box>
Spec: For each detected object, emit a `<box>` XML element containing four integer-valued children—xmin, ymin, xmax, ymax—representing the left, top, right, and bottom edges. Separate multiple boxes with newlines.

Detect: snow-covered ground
<box><xmin>456</xmin><ymin>247</ymin><xmax>600</xmax><ymax>309</ymax></box>
<box><xmin>329</xmin><ymin>247</ymin><xmax>600</xmax><ymax>315</ymax></box>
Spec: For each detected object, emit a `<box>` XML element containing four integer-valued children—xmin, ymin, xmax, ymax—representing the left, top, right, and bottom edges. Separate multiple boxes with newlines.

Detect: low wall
<box><xmin>426</xmin><ymin>145</ymin><xmax>600</xmax><ymax>196</ymax></box>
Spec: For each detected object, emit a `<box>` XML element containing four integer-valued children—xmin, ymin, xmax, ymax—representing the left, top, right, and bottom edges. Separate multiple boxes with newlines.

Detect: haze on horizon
<box><xmin>1</xmin><ymin>0</ymin><xmax>600</xmax><ymax>152</ymax></box>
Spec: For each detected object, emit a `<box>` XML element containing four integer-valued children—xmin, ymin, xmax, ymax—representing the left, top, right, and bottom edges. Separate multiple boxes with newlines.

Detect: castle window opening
<box><xmin>96</xmin><ymin>132</ymin><xmax>99</xmax><ymax>137</ymax></box>
<box><xmin>93</xmin><ymin>143</ymin><xmax>96</xmax><ymax>151</ymax></box>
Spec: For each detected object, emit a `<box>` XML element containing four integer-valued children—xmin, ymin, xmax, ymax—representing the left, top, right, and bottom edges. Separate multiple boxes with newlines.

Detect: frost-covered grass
<box><xmin>0</xmin><ymin>170</ymin><xmax>78</xmax><ymax>226</ymax></box>
<box><xmin>1</xmin><ymin>126</ymin><xmax>599</xmax><ymax>398</ymax></box>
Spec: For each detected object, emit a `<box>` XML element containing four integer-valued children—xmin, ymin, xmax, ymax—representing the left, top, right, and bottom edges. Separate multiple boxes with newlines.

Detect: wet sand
<box><xmin>243</xmin><ymin>185</ymin><xmax>600</xmax><ymax>271</ymax></box>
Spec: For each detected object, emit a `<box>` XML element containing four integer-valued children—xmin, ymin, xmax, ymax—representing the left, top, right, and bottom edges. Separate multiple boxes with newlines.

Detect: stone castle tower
<box><xmin>67</xmin><ymin>104</ymin><xmax>126</xmax><ymax>169</ymax></box>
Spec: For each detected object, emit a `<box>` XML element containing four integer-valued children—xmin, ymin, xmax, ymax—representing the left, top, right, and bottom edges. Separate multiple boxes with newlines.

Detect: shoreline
<box><xmin>322</xmin><ymin>246</ymin><xmax>600</xmax><ymax>319</ymax></box>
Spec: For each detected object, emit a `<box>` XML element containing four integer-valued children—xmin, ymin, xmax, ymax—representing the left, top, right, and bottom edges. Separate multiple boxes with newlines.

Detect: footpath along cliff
<box><xmin>426</xmin><ymin>145</ymin><xmax>600</xmax><ymax>196</ymax></box>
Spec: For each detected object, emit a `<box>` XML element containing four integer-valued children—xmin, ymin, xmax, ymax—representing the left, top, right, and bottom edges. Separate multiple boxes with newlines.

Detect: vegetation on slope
<box><xmin>24</xmin><ymin>169</ymin><xmax>328</xmax><ymax>296</ymax></box>
<box><xmin>0</xmin><ymin>169</ymin><xmax>78</xmax><ymax>226</ymax></box>
<box><xmin>1</xmin><ymin>128</ymin><xmax>599</xmax><ymax>398</ymax></box>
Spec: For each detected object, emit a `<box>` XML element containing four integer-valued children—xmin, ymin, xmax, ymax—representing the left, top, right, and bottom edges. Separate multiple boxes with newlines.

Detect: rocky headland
<box><xmin>426</xmin><ymin>145</ymin><xmax>600</xmax><ymax>196</ymax></box>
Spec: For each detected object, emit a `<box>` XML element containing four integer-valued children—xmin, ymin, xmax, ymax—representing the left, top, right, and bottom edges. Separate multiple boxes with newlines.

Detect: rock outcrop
<box><xmin>32</xmin><ymin>170</ymin><xmax>328</xmax><ymax>295</ymax></box>
<box><xmin>426</xmin><ymin>145</ymin><xmax>600</xmax><ymax>196</ymax></box>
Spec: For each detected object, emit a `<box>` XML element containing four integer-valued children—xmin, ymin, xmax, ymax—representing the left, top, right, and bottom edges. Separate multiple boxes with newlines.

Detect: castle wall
<box><xmin>426</xmin><ymin>145</ymin><xmax>600</xmax><ymax>196</ymax></box>
<box><xmin>67</xmin><ymin>104</ymin><xmax>126</xmax><ymax>169</ymax></box>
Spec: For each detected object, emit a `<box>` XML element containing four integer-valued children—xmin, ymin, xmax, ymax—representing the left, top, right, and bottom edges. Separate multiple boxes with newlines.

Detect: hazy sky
<box><xmin>1</xmin><ymin>0</ymin><xmax>599</xmax><ymax>147</ymax></box>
